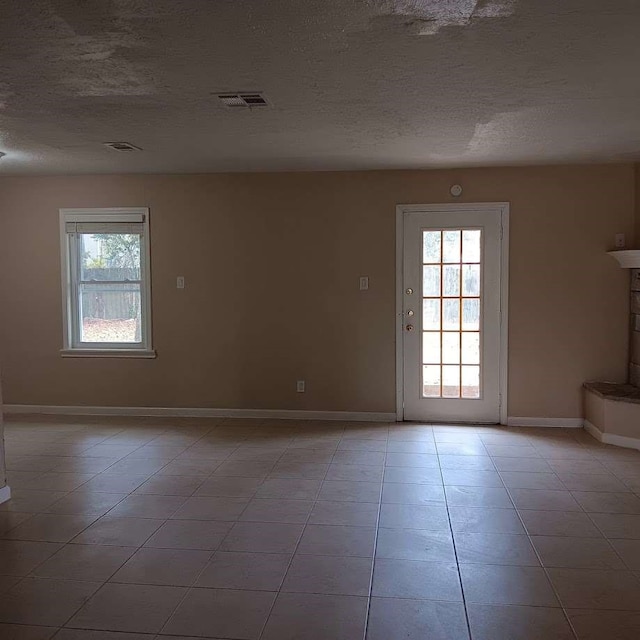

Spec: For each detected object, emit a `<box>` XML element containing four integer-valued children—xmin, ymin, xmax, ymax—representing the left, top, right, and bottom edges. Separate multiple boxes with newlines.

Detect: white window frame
<box><xmin>59</xmin><ymin>207</ymin><xmax>155</xmax><ymax>358</ymax></box>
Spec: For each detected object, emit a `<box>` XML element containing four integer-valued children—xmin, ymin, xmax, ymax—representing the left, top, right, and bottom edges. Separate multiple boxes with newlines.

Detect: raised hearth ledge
<box><xmin>584</xmin><ymin>382</ymin><xmax>640</xmax><ymax>451</ymax></box>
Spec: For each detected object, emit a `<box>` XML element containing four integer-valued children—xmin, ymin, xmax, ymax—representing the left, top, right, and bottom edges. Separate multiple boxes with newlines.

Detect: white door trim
<box><xmin>395</xmin><ymin>203</ymin><xmax>510</xmax><ymax>424</ymax></box>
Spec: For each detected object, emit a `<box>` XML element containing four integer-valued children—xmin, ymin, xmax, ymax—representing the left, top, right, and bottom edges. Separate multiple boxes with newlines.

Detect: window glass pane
<box><xmin>423</xmin><ymin>266</ymin><xmax>441</xmax><ymax>296</ymax></box>
<box><xmin>462</xmin><ymin>366</ymin><xmax>480</xmax><ymax>398</ymax></box>
<box><xmin>80</xmin><ymin>233</ymin><xmax>141</xmax><ymax>281</ymax></box>
<box><xmin>422</xmin><ymin>332</ymin><xmax>441</xmax><ymax>364</ymax></box>
<box><xmin>461</xmin><ymin>332</ymin><xmax>480</xmax><ymax>364</ymax></box>
<box><xmin>442</xmin><ymin>332</ymin><xmax>460</xmax><ymax>364</ymax></box>
<box><xmin>423</xmin><ymin>365</ymin><xmax>441</xmax><ymax>398</ymax></box>
<box><xmin>462</xmin><ymin>264</ymin><xmax>480</xmax><ymax>296</ymax></box>
<box><xmin>423</xmin><ymin>231</ymin><xmax>441</xmax><ymax>264</ymax></box>
<box><xmin>462</xmin><ymin>299</ymin><xmax>480</xmax><ymax>331</ymax></box>
<box><xmin>79</xmin><ymin>283</ymin><xmax>141</xmax><ymax>343</ymax></box>
<box><xmin>462</xmin><ymin>230</ymin><xmax>481</xmax><ymax>263</ymax></box>
<box><xmin>442</xmin><ymin>365</ymin><xmax>460</xmax><ymax>398</ymax></box>
<box><xmin>442</xmin><ymin>265</ymin><xmax>460</xmax><ymax>297</ymax></box>
<box><xmin>442</xmin><ymin>230</ymin><xmax>461</xmax><ymax>263</ymax></box>
<box><xmin>442</xmin><ymin>299</ymin><xmax>460</xmax><ymax>330</ymax></box>
<box><xmin>423</xmin><ymin>299</ymin><xmax>440</xmax><ymax>331</ymax></box>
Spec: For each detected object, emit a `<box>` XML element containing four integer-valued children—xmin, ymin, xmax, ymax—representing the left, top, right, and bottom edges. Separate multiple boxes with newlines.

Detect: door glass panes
<box><xmin>421</xmin><ymin>228</ymin><xmax>481</xmax><ymax>399</ymax></box>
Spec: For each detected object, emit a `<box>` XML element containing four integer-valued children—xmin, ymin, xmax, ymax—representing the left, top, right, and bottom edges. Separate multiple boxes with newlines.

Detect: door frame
<box><xmin>395</xmin><ymin>202</ymin><xmax>510</xmax><ymax>424</ymax></box>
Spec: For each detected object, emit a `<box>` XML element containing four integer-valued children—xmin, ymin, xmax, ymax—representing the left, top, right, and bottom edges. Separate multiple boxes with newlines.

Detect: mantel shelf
<box><xmin>607</xmin><ymin>250</ymin><xmax>640</xmax><ymax>269</ymax></box>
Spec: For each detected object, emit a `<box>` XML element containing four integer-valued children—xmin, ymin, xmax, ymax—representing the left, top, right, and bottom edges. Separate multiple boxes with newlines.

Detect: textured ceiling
<box><xmin>1</xmin><ymin>0</ymin><xmax>640</xmax><ymax>174</ymax></box>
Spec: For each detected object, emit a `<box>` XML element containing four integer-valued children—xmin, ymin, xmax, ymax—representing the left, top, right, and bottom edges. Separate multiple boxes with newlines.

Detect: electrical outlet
<box><xmin>615</xmin><ymin>233</ymin><xmax>626</xmax><ymax>249</ymax></box>
<box><xmin>359</xmin><ymin>276</ymin><xmax>369</xmax><ymax>291</ymax></box>
<box><xmin>177</xmin><ymin>276</ymin><xmax>185</xmax><ymax>289</ymax></box>
<box><xmin>296</xmin><ymin>380</ymin><xmax>305</xmax><ymax>393</ymax></box>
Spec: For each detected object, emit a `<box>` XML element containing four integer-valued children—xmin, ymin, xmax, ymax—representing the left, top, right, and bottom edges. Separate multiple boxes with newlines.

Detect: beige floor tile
<box><xmin>510</xmin><ymin>489</ymin><xmax>582</xmax><ymax>511</ymax></box>
<box><xmin>79</xmin><ymin>474</ymin><xmax>149</xmax><ymax>494</ymax></box>
<box><xmin>67</xmin><ymin>583</ymin><xmax>186</xmax><ymax>633</ymax></box>
<box><xmin>376</xmin><ymin>528</ymin><xmax>455</xmax><ymax>562</ymax></box>
<box><xmin>192</xmin><ymin>476</ymin><xmax>262</xmax><ymax>497</ymax></box>
<box><xmin>221</xmin><ymin>521</ymin><xmax>304</xmax><ymax>554</ymax></box>
<box><xmin>169</xmin><ymin>496</ymin><xmax>249</xmax><ymax>521</ymax></box>
<box><xmin>0</xmin><ymin>624</ymin><xmax>57</xmax><ymax>639</ymax></box>
<box><xmin>449</xmin><ymin>506</ymin><xmax>526</xmax><ymax>534</ymax></box>
<box><xmin>460</xmin><ymin>564</ymin><xmax>560</xmax><ymax>606</ymax></box>
<box><xmin>467</xmin><ymin>604</ymin><xmax>574</xmax><ymax>640</ymax></box>
<box><xmin>262</xmin><ymin>592</ymin><xmax>368</xmax><ymax>640</ymax></box>
<box><xmin>556</xmin><ymin>473</ymin><xmax>630</xmax><ymax>492</ymax></box>
<box><xmin>337</xmin><ymin>439</ymin><xmax>386</xmax><ymax>453</ymax></box>
<box><xmin>567</xmin><ymin>609</ymin><xmax>640</xmax><ymax>640</ymax></box>
<box><xmin>297</xmin><ymin>524</ymin><xmax>376</xmax><ymax>557</ymax></box>
<box><xmin>589</xmin><ymin>512</ymin><xmax>640</xmax><ymax>539</ymax></box>
<box><xmin>572</xmin><ymin>491</ymin><xmax>640</xmax><ymax>514</ymax></box>
<box><xmin>0</xmin><ymin>512</ymin><xmax>33</xmax><ymax>535</ymax></box>
<box><xmin>325</xmin><ymin>463</ymin><xmax>383</xmax><ymax>482</ymax></box>
<box><xmin>492</xmin><ymin>457</ymin><xmax>553</xmax><ymax>472</ymax></box>
<box><xmin>255</xmin><ymin>478</ymin><xmax>321</xmax><ymax>500</ymax></box>
<box><xmin>437</xmin><ymin>442</ymin><xmax>488</xmax><ymax>456</ymax></box>
<box><xmin>239</xmin><ymin>498</ymin><xmax>313</xmax><ymax>524</ymax></box>
<box><xmin>386</xmin><ymin>440</ymin><xmax>436</xmax><ymax>453</ymax></box>
<box><xmin>0</xmin><ymin>490</ymin><xmax>69</xmax><ymax>513</ymax></box>
<box><xmin>156</xmin><ymin>459</ymin><xmax>221</xmax><ymax>476</ymax></box>
<box><xmin>3</xmin><ymin>514</ymin><xmax>98</xmax><ymax>543</ymax></box>
<box><xmin>32</xmin><ymin>543</ymin><xmax>136</xmax><ymax>581</ymax></box>
<box><xmin>532</xmin><ymin>535</ymin><xmax>625</xmax><ymax>569</ymax></box>
<box><xmin>0</xmin><ymin>540</ymin><xmax>64</xmax><ymax>576</ymax></box>
<box><xmin>500</xmin><ymin>471</ymin><xmax>566</xmax><ymax>490</ymax></box>
<box><xmin>519</xmin><ymin>510</ymin><xmax>603</xmax><ymax>537</ymax></box>
<box><xmin>282</xmin><ymin>554</ymin><xmax>372</xmax><ymax>596</ymax></box>
<box><xmin>378</xmin><ymin>503</ymin><xmax>450</xmax><ymax>530</ymax></box>
<box><xmin>196</xmin><ymin>551</ymin><xmax>291</xmax><ymax>590</ymax></box>
<box><xmin>0</xmin><ymin>577</ymin><xmax>100</xmax><ymax>626</ymax></box>
<box><xmin>0</xmin><ymin>575</ymin><xmax>21</xmax><ymax>594</ymax></box>
<box><xmin>331</xmin><ymin>450</ymin><xmax>385</xmax><ymax>466</ymax></box>
<box><xmin>308</xmin><ymin>500</ymin><xmax>379</xmax><ymax>527</ymax></box>
<box><xmin>23</xmin><ymin>472</ymin><xmax>96</xmax><ymax>492</ymax></box>
<box><xmin>454</xmin><ymin>532</ymin><xmax>538</xmax><ymax>566</ymax></box>
<box><xmin>110</xmin><ymin>547</ymin><xmax>211</xmax><ymax>586</ymax></box>
<box><xmin>56</xmin><ymin>629</ymin><xmax>155</xmax><ymax>640</ymax></box>
<box><xmin>445</xmin><ymin>486</ymin><xmax>513</xmax><ymax>508</ymax></box>
<box><xmin>144</xmin><ymin>520</ymin><xmax>232</xmax><ymax>550</ymax></box>
<box><xmin>367</xmin><ymin>598</ymin><xmax>468</xmax><ymax>640</ymax></box>
<box><xmin>382</xmin><ymin>483</ymin><xmax>445</xmax><ymax>505</ymax></box>
<box><xmin>163</xmin><ymin>587</ymin><xmax>275</xmax><ymax>639</ymax></box>
<box><xmin>371</xmin><ymin>558</ymin><xmax>461</xmax><ymax>600</ymax></box>
<box><xmin>133</xmin><ymin>475</ymin><xmax>204</xmax><ymax>496</ymax></box>
<box><xmin>103</xmin><ymin>458</ymin><xmax>171</xmax><ymax>476</ymax></box>
<box><xmin>485</xmin><ymin>445</ymin><xmax>540</xmax><ymax>458</ymax></box>
<box><xmin>610</xmin><ymin>539</ymin><xmax>640</xmax><ymax>570</ymax></box>
<box><xmin>268</xmin><ymin>462</ymin><xmax>329</xmax><ymax>479</ymax></box>
<box><xmin>548</xmin><ymin>568</ymin><xmax>640</xmax><ymax>609</ymax></box>
<box><xmin>107</xmin><ymin>494</ymin><xmax>187</xmax><ymax>519</ymax></box>
<box><xmin>317</xmin><ymin>480</ymin><xmax>381</xmax><ymax>503</ymax></box>
<box><xmin>213</xmin><ymin>460</ymin><xmax>275</xmax><ymax>478</ymax></box>
<box><xmin>71</xmin><ymin>516</ymin><xmax>164</xmax><ymax>547</ymax></box>
<box><xmin>383</xmin><ymin>466</ymin><xmax>442</xmax><ymax>484</ymax></box>
<box><xmin>441</xmin><ymin>469</ymin><xmax>504</xmax><ymax>488</ymax></box>
<box><xmin>44</xmin><ymin>491</ymin><xmax>127</xmax><ymax>516</ymax></box>
<box><xmin>439</xmin><ymin>455</ymin><xmax>495</xmax><ymax>471</ymax></box>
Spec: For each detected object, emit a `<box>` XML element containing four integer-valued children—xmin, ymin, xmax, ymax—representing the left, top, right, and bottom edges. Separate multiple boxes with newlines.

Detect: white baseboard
<box><xmin>2</xmin><ymin>404</ymin><xmax>396</xmax><ymax>423</ymax></box>
<box><xmin>506</xmin><ymin>417</ymin><xmax>584</xmax><ymax>428</ymax></box>
<box><xmin>584</xmin><ymin>420</ymin><xmax>640</xmax><ymax>451</ymax></box>
<box><xmin>0</xmin><ymin>485</ymin><xmax>11</xmax><ymax>505</ymax></box>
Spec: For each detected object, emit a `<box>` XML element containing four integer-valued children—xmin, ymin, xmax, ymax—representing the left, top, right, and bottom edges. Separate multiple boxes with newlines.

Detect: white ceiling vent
<box><xmin>216</xmin><ymin>92</ymin><xmax>269</xmax><ymax>108</ymax></box>
<box><xmin>103</xmin><ymin>142</ymin><xmax>142</xmax><ymax>152</ymax></box>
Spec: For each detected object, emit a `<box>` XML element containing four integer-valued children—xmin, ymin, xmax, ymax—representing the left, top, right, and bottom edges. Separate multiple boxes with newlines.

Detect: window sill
<box><xmin>61</xmin><ymin>349</ymin><xmax>157</xmax><ymax>359</ymax></box>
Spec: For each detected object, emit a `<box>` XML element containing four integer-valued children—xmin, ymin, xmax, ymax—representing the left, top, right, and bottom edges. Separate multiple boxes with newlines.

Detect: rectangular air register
<box><xmin>216</xmin><ymin>92</ymin><xmax>269</xmax><ymax>108</ymax></box>
<box><xmin>103</xmin><ymin>142</ymin><xmax>142</xmax><ymax>152</ymax></box>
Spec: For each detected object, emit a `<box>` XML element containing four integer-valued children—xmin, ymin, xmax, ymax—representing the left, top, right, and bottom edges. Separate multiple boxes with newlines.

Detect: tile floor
<box><xmin>1</xmin><ymin>417</ymin><xmax>640</xmax><ymax>639</ymax></box>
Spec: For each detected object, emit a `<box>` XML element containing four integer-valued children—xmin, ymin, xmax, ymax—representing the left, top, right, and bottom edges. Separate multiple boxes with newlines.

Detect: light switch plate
<box><xmin>615</xmin><ymin>233</ymin><xmax>626</xmax><ymax>249</ymax></box>
<box><xmin>359</xmin><ymin>276</ymin><xmax>369</xmax><ymax>291</ymax></box>
<box><xmin>177</xmin><ymin>276</ymin><xmax>185</xmax><ymax>289</ymax></box>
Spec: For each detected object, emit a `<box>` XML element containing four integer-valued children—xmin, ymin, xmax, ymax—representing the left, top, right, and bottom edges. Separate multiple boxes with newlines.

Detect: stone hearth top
<box><xmin>584</xmin><ymin>381</ymin><xmax>640</xmax><ymax>404</ymax></box>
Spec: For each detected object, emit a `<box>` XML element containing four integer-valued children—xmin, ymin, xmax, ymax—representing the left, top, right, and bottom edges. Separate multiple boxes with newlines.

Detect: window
<box><xmin>60</xmin><ymin>208</ymin><xmax>154</xmax><ymax>357</ymax></box>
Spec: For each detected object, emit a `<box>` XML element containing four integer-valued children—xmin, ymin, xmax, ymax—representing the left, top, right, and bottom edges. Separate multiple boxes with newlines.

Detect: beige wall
<box><xmin>0</xmin><ymin>165</ymin><xmax>634</xmax><ymax>419</ymax></box>
<box><xmin>636</xmin><ymin>164</ymin><xmax>640</xmax><ymax>247</ymax></box>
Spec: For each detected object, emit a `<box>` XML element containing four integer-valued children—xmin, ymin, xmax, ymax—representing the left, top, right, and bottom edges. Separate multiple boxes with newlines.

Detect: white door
<box><xmin>399</xmin><ymin>204</ymin><xmax>508</xmax><ymax>423</ymax></box>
